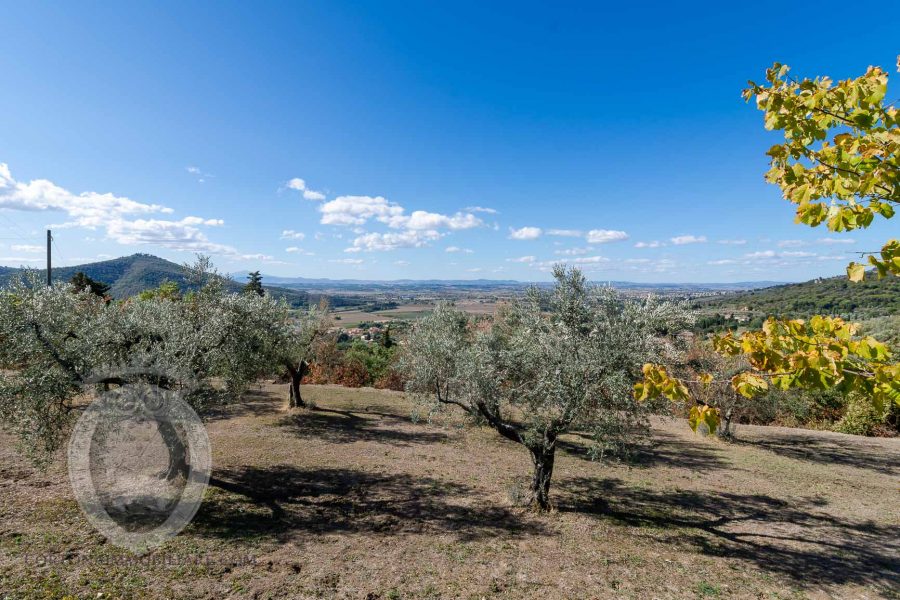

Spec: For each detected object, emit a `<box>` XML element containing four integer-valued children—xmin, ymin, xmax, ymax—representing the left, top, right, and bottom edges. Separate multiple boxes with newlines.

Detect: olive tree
<box><xmin>402</xmin><ymin>266</ymin><xmax>691</xmax><ymax>510</ymax></box>
<box><xmin>0</xmin><ymin>258</ymin><xmax>292</xmax><ymax>471</ymax></box>
<box><xmin>281</xmin><ymin>302</ymin><xmax>331</xmax><ymax>408</ymax></box>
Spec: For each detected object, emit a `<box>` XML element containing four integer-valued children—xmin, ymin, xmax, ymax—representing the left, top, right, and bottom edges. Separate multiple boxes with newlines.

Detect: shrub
<box><xmin>833</xmin><ymin>394</ymin><xmax>887</xmax><ymax>436</ymax></box>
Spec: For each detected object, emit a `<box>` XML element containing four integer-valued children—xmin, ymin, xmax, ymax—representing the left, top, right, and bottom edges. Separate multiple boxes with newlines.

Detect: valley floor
<box><xmin>0</xmin><ymin>384</ymin><xmax>898</xmax><ymax>599</ymax></box>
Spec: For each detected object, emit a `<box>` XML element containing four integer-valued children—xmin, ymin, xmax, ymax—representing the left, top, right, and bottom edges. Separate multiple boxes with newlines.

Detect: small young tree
<box><xmin>69</xmin><ymin>272</ymin><xmax>110</xmax><ymax>299</ymax></box>
<box><xmin>244</xmin><ymin>271</ymin><xmax>265</xmax><ymax>297</ymax></box>
<box><xmin>381</xmin><ymin>324</ymin><xmax>394</xmax><ymax>348</ymax></box>
<box><xmin>402</xmin><ymin>266</ymin><xmax>691</xmax><ymax>510</ymax></box>
<box><xmin>137</xmin><ymin>279</ymin><xmax>181</xmax><ymax>301</ymax></box>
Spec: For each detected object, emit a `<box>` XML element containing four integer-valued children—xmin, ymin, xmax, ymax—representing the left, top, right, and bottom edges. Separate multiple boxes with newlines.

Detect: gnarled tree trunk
<box><xmin>287</xmin><ymin>360</ymin><xmax>310</xmax><ymax>409</ymax></box>
<box><xmin>528</xmin><ymin>439</ymin><xmax>556</xmax><ymax>511</ymax></box>
<box><xmin>157</xmin><ymin>420</ymin><xmax>190</xmax><ymax>482</ymax></box>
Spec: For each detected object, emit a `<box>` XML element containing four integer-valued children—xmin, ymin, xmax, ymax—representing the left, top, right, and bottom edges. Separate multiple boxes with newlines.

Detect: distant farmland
<box><xmin>332</xmin><ymin>300</ymin><xmax>500</xmax><ymax>326</ymax></box>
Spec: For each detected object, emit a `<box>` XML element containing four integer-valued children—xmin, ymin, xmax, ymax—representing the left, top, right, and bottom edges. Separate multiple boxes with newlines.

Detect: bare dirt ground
<box><xmin>0</xmin><ymin>384</ymin><xmax>897</xmax><ymax>599</ymax></box>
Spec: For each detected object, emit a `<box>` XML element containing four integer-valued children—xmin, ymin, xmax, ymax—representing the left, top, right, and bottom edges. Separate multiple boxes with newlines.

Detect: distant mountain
<box><xmin>0</xmin><ymin>253</ymin><xmax>789</xmax><ymax>303</ymax></box>
<box><xmin>696</xmin><ymin>271</ymin><xmax>900</xmax><ymax>320</ymax></box>
<box><xmin>228</xmin><ymin>271</ymin><xmax>526</xmax><ymax>287</ymax></box>
<box><xmin>0</xmin><ymin>254</ymin><xmax>311</xmax><ymax>307</ymax></box>
<box><xmin>228</xmin><ymin>271</ymin><xmax>783</xmax><ymax>292</ymax></box>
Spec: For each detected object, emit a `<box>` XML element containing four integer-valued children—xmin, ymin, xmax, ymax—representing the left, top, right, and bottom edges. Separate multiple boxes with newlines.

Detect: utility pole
<box><xmin>46</xmin><ymin>229</ymin><xmax>52</xmax><ymax>287</ymax></box>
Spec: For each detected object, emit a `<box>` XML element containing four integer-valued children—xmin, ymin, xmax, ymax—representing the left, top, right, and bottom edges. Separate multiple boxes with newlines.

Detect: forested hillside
<box><xmin>690</xmin><ymin>273</ymin><xmax>900</xmax><ymax>351</ymax></box>
<box><xmin>0</xmin><ymin>254</ymin><xmax>312</xmax><ymax>306</ymax></box>
<box><xmin>696</xmin><ymin>272</ymin><xmax>899</xmax><ymax>319</ymax></box>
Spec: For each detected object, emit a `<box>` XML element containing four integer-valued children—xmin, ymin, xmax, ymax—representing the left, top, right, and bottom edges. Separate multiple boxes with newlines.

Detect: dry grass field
<box><xmin>0</xmin><ymin>384</ymin><xmax>898</xmax><ymax>599</ymax></box>
<box><xmin>333</xmin><ymin>302</ymin><xmax>499</xmax><ymax>326</ymax></box>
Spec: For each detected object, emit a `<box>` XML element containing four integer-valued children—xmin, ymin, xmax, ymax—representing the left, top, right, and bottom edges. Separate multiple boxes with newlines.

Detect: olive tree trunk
<box><xmin>528</xmin><ymin>442</ymin><xmax>556</xmax><ymax>511</ymax></box>
<box><xmin>719</xmin><ymin>406</ymin><xmax>735</xmax><ymax>440</ymax></box>
<box><xmin>157</xmin><ymin>420</ymin><xmax>190</xmax><ymax>481</ymax></box>
<box><xmin>287</xmin><ymin>360</ymin><xmax>309</xmax><ymax>409</ymax></box>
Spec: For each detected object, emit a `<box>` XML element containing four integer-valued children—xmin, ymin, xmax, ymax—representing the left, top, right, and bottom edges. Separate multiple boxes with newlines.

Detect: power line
<box><xmin>51</xmin><ymin>235</ymin><xmax>67</xmax><ymax>265</ymax></box>
<box><xmin>0</xmin><ymin>209</ymin><xmax>35</xmax><ymax>239</ymax></box>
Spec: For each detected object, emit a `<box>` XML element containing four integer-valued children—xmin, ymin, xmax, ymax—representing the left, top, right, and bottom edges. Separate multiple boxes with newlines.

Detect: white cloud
<box><xmin>624</xmin><ymin>258</ymin><xmax>651</xmax><ymax>264</ymax></box>
<box><xmin>286</xmin><ymin>177</ymin><xmax>326</xmax><ymax>201</ymax></box>
<box><xmin>507</xmin><ymin>256</ymin><xmax>536</xmax><ymax>263</ymax></box>
<box><xmin>571</xmin><ymin>255</ymin><xmax>610</xmax><ymax>264</ymax></box>
<box><xmin>670</xmin><ymin>235</ymin><xmax>707</xmax><ymax>245</ymax></box>
<box><xmin>465</xmin><ymin>206</ymin><xmax>498</xmax><ymax>214</ymax></box>
<box><xmin>237</xmin><ymin>253</ymin><xmax>274</xmax><ymax>262</ymax></box>
<box><xmin>0</xmin><ymin>163</ymin><xmax>263</xmax><ymax>257</ymax></box>
<box><xmin>531</xmin><ymin>255</ymin><xmax>612</xmax><ymax>272</ymax></box>
<box><xmin>586</xmin><ymin>229</ymin><xmax>628</xmax><ymax>244</ymax></box>
<box><xmin>555</xmin><ymin>247</ymin><xmax>592</xmax><ymax>256</ymax></box>
<box><xmin>10</xmin><ymin>244</ymin><xmax>42</xmax><ymax>253</ymax></box>
<box><xmin>186</xmin><ymin>166</ymin><xmax>213</xmax><ymax>183</ymax></box>
<box><xmin>0</xmin><ymin>162</ymin><xmax>173</xmax><ymax>227</ymax></box>
<box><xmin>320</xmin><ymin>195</ymin><xmax>404</xmax><ymax>226</ymax></box>
<box><xmin>744</xmin><ymin>250</ymin><xmax>818</xmax><ymax>261</ymax></box>
<box><xmin>445</xmin><ymin>246</ymin><xmax>474</xmax><ymax>254</ymax></box>
<box><xmin>777</xmin><ymin>237</ymin><xmax>854</xmax><ymax>247</ymax></box>
<box><xmin>547</xmin><ymin>229</ymin><xmax>583</xmax><ymax>237</ymax></box>
<box><xmin>392</xmin><ymin>210</ymin><xmax>482</xmax><ymax>231</ymax></box>
<box><xmin>744</xmin><ymin>250</ymin><xmax>776</xmax><ymax>259</ymax></box>
<box><xmin>508</xmin><ymin>226</ymin><xmax>542</xmax><ymax>240</ymax></box>
<box><xmin>281</xmin><ymin>230</ymin><xmax>306</xmax><ymax>240</ymax></box>
<box><xmin>329</xmin><ymin>258</ymin><xmax>364</xmax><ymax>265</ymax></box>
<box><xmin>730</xmin><ymin>248</ymin><xmax>848</xmax><ymax>266</ymax></box>
<box><xmin>467</xmin><ymin>267</ymin><xmax>483</xmax><ymax>273</ymax></box>
<box><xmin>104</xmin><ymin>217</ymin><xmax>236</xmax><ymax>254</ymax></box>
<box><xmin>708</xmin><ymin>259</ymin><xmax>738</xmax><ymax>265</ymax></box>
<box><xmin>319</xmin><ymin>195</ymin><xmax>481</xmax><ymax>233</ymax></box>
<box><xmin>345</xmin><ymin>229</ymin><xmax>442</xmax><ymax>252</ymax></box>
<box><xmin>634</xmin><ymin>240</ymin><xmax>664</xmax><ymax>248</ymax></box>
<box><xmin>0</xmin><ymin>256</ymin><xmax>43</xmax><ymax>264</ymax></box>
<box><xmin>717</xmin><ymin>239</ymin><xmax>747</xmax><ymax>245</ymax></box>
<box><xmin>394</xmin><ymin>260</ymin><xmax>410</xmax><ymax>266</ymax></box>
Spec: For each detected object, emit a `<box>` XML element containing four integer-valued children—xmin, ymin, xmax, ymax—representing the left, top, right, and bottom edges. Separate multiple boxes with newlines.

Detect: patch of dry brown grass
<box><xmin>1</xmin><ymin>383</ymin><xmax>898</xmax><ymax>599</ymax></box>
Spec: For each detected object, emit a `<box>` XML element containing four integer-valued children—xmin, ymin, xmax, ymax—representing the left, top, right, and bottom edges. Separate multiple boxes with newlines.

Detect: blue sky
<box><xmin>0</xmin><ymin>2</ymin><xmax>896</xmax><ymax>282</ymax></box>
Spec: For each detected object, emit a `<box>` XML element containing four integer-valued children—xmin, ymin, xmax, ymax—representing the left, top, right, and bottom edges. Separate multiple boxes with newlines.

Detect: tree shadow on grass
<box><xmin>558</xmin><ymin>429</ymin><xmax>732</xmax><ymax>473</ymax></box>
<box><xmin>202</xmin><ymin>388</ymin><xmax>284</xmax><ymax>423</ymax></box>
<box><xmin>736</xmin><ymin>431</ymin><xmax>899</xmax><ymax>477</ymax></box>
<box><xmin>276</xmin><ymin>407</ymin><xmax>449</xmax><ymax>447</ymax></box>
<box><xmin>191</xmin><ymin>465</ymin><xmax>545</xmax><ymax>543</ymax></box>
<box><xmin>557</xmin><ymin>477</ymin><xmax>900</xmax><ymax>590</ymax></box>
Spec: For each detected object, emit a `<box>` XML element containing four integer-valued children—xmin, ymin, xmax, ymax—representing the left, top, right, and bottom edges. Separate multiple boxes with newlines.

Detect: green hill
<box><xmin>693</xmin><ymin>272</ymin><xmax>900</xmax><ymax>341</ymax></box>
<box><xmin>697</xmin><ymin>272</ymin><xmax>899</xmax><ymax>319</ymax></box>
<box><xmin>0</xmin><ymin>254</ymin><xmax>311</xmax><ymax>307</ymax></box>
